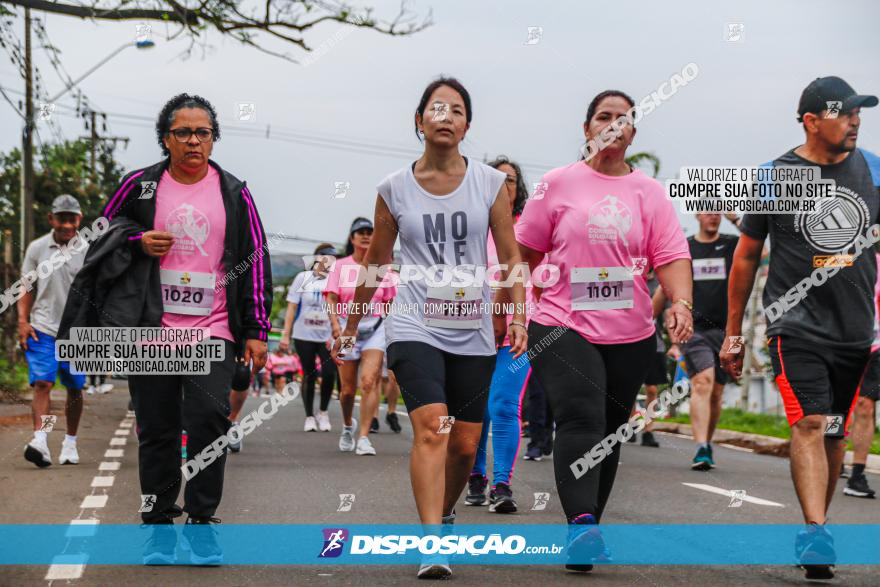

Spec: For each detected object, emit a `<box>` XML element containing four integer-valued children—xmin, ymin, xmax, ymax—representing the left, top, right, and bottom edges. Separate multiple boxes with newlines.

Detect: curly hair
<box><xmin>155</xmin><ymin>93</ymin><xmax>220</xmax><ymax>156</ymax></box>
<box><xmin>487</xmin><ymin>155</ymin><xmax>528</xmax><ymax>216</ymax></box>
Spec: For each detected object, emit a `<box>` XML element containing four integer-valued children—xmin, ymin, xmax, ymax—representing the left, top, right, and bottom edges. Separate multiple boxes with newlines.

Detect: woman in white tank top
<box><xmin>330</xmin><ymin>77</ymin><xmax>528</xmax><ymax>579</ymax></box>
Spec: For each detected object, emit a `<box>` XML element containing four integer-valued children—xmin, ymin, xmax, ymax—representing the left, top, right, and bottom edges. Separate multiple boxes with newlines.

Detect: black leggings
<box><xmin>528</xmin><ymin>322</ymin><xmax>654</xmax><ymax>522</ymax></box>
<box><xmin>293</xmin><ymin>339</ymin><xmax>336</xmax><ymax>417</ymax></box>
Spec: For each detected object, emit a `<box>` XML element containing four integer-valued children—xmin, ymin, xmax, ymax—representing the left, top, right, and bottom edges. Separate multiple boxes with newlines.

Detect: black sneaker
<box><xmin>489</xmin><ymin>482</ymin><xmax>518</xmax><ymax>513</ymax></box>
<box><xmin>142</xmin><ymin>522</ymin><xmax>177</xmax><ymax>565</ymax></box>
<box><xmin>641</xmin><ymin>431</ymin><xmax>660</xmax><ymax>447</ymax></box>
<box><xmin>386</xmin><ymin>412</ymin><xmax>402</xmax><ymax>434</ymax></box>
<box><xmin>523</xmin><ymin>445</ymin><xmax>543</xmax><ymax>461</ymax></box>
<box><xmin>182</xmin><ymin>517</ymin><xmax>223</xmax><ymax>566</ymax></box>
<box><xmin>795</xmin><ymin>524</ymin><xmax>835</xmax><ymax>580</ymax></box>
<box><xmin>541</xmin><ymin>439</ymin><xmax>553</xmax><ymax>456</ymax></box>
<box><xmin>370</xmin><ymin>417</ymin><xmax>380</xmax><ymax>433</ymax></box>
<box><xmin>465</xmin><ymin>474</ymin><xmax>488</xmax><ymax>506</ymax></box>
<box><xmin>839</xmin><ymin>464</ymin><xmax>849</xmax><ymax>478</ymax></box>
<box><xmin>843</xmin><ymin>473</ymin><xmax>876</xmax><ymax>498</ymax></box>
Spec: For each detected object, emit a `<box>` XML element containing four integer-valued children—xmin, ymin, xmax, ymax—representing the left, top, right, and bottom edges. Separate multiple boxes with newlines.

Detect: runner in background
<box><xmin>516</xmin><ymin>90</ymin><xmax>692</xmax><ymax>573</ymax></box>
<box><xmin>19</xmin><ymin>195</ymin><xmax>88</xmax><ymax>468</ymax></box>
<box><xmin>845</xmin><ymin>250</ymin><xmax>880</xmax><ymax>498</ymax></box>
<box><xmin>523</xmin><ymin>376</ymin><xmax>553</xmax><ymax>460</ymax></box>
<box><xmin>332</xmin><ymin>77</ymin><xmax>527</xmax><ymax>579</ymax></box>
<box><xmin>629</xmin><ymin>269</ymin><xmax>665</xmax><ymax>448</ymax></box>
<box><xmin>721</xmin><ymin>76</ymin><xmax>879</xmax><ymax>580</ymax></box>
<box><xmin>657</xmin><ymin>213</ymin><xmax>739</xmax><ymax>467</ymax></box>
<box><xmin>325</xmin><ymin>218</ymin><xmax>397</xmax><ymax>455</ymax></box>
<box><xmin>466</xmin><ymin>155</ymin><xmax>531</xmax><ymax>513</ymax></box>
<box><xmin>281</xmin><ymin>244</ymin><xmax>337</xmax><ymax>432</ymax></box>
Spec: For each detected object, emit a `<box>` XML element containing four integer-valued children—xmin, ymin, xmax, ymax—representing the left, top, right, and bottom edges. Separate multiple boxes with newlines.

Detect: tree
<box><xmin>626</xmin><ymin>151</ymin><xmax>661</xmax><ymax>178</ymax></box>
<box><xmin>1</xmin><ymin>1</ymin><xmax>431</xmax><ymax>60</ymax></box>
<box><xmin>0</xmin><ymin>138</ymin><xmax>124</xmax><ymax>263</ymax></box>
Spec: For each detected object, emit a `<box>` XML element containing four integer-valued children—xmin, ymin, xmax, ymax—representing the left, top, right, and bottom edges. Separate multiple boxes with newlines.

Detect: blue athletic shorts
<box><xmin>24</xmin><ymin>329</ymin><xmax>86</xmax><ymax>389</ymax></box>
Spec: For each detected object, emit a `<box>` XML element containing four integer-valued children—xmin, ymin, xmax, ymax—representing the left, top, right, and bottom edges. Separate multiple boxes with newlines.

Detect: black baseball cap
<box><xmin>349</xmin><ymin>218</ymin><xmax>374</xmax><ymax>235</ymax></box>
<box><xmin>797</xmin><ymin>76</ymin><xmax>877</xmax><ymax>122</ymax></box>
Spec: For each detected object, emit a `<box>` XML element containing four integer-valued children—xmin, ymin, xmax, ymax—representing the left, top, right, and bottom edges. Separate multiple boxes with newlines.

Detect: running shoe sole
<box><xmin>843</xmin><ymin>487</ymin><xmax>875</xmax><ymax>498</ymax></box>
<box><xmin>24</xmin><ymin>445</ymin><xmax>51</xmax><ymax>468</ymax></box>
<box><xmin>565</xmin><ymin>564</ymin><xmax>594</xmax><ymax>573</ymax></box>
<box><xmin>489</xmin><ymin>499</ymin><xmax>517</xmax><ymax>514</ymax></box>
<box><xmin>181</xmin><ymin>536</ymin><xmax>223</xmax><ymax>566</ymax></box>
<box><xmin>465</xmin><ymin>496</ymin><xmax>487</xmax><ymax>506</ymax></box>
<box><xmin>801</xmin><ymin>564</ymin><xmax>834</xmax><ymax>580</ymax></box>
<box><xmin>143</xmin><ymin>552</ymin><xmax>176</xmax><ymax>565</ymax></box>
<box><xmin>417</xmin><ymin>564</ymin><xmax>452</xmax><ymax>579</ymax></box>
<box><xmin>691</xmin><ymin>460</ymin><xmax>712</xmax><ymax>471</ymax></box>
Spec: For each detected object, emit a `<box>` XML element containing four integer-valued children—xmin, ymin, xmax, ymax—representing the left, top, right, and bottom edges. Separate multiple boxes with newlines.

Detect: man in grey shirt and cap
<box><xmin>18</xmin><ymin>195</ymin><xmax>89</xmax><ymax>468</ymax></box>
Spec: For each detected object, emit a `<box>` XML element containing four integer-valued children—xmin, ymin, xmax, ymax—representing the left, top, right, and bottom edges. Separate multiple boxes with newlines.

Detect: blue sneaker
<box><xmin>141</xmin><ymin>522</ymin><xmax>177</xmax><ymax>565</ymax></box>
<box><xmin>691</xmin><ymin>445</ymin><xmax>712</xmax><ymax>471</ymax></box>
<box><xmin>796</xmin><ymin>524</ymin><xmax>835</xmax><ymax>579</ymax></box>
<box><xmin>182</xmin><ymin>517</ymin><xmax>223</xmax><ymax>566</ymax></box>
<box><xmin>565</xmin><ymin>514</ymin><xmax>605</xmax><ymax>572</ymax></box>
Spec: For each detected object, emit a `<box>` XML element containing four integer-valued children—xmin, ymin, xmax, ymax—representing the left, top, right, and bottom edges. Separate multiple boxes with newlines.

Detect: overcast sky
<box><xmin>2</xmin><ymin>0</ymin><xmax>879</xmax><ymax>254</ymax></box>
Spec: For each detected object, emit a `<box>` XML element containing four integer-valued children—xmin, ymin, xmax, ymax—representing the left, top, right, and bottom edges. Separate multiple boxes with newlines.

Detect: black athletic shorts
<box><xmin>857</xmin><ymin>350</ymin><xmax>880</xmax><ymax>402</ymax></box>
<box><xmin>768</xmin><ymin>335</ymin><xmax>870</xmax><ymax>428</ymax></box>
<box><xmin>386</xmin><ymin>341</ymin><xmax>496</xmax><ymax>422</ymax></box>
<box><xmin>681</xmin><ymin>328</ymin><xmax>728</xmax><ymax>384</ymax></box>
<box><xmin>644</xmin><ymin>352</ymin><xmax>669</xmax><ymax>386</ymax></box>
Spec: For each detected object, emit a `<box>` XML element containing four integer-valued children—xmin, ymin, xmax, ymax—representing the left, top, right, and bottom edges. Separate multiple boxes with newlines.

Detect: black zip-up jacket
<box><xmin>62</xmin><ymin>159</ymin><xmax>272</xmax><ymax>344</ymax></box>
<box><xmin>58</xmin><ymin>217</ymin><xmax>163</xmax><ymax>339</ymax></box>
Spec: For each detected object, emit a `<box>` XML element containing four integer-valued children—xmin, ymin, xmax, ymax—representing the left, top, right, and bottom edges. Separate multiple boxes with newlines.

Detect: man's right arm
<box><xmin>720</xmin><ymin>233</ymin><xmax>764</xmax><ymax>378</ymax></box>
<box><xmin>16</xmin><ymin>245</ymin><xmax>38</xmax><ymax>348</ymax></box>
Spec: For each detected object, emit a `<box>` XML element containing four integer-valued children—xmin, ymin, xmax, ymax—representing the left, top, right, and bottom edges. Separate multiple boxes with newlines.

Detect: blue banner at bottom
<box><xmin>0</xmin><ymin>524</ymin><xmax>877</xmax><ymax>565</ymax></box>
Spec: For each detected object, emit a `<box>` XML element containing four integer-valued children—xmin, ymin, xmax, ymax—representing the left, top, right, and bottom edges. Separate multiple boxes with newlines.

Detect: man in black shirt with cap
<box><xmin>721</xmin><ymin>76</ymin><xmax>880</xmax><ymax>580</ymax></box>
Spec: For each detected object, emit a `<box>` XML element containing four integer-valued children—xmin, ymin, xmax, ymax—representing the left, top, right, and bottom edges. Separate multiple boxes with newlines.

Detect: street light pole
<box><xmin>18</xmin><ymin>7</ymin><xmax>34</xmax><ymax>260</ymax></box>
<box><xmin>17</xmin><ymin>35</ymin><xmax>155</xmax><ymax>259</ymax></box>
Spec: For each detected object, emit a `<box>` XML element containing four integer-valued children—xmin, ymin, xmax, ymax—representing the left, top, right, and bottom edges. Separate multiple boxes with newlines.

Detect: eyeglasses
<box><xmin>168</xmin><ymin>127</ymin><xmax>214</xmax><ymax>143</ymax></box>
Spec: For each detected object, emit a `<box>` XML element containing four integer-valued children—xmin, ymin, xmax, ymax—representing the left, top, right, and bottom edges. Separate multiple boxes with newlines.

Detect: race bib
<box><xmin>424</xmin><ymin>285</ymin><xmax>483</xmax><ymax>329</ymax></box>
<box><xmin>571</xmin><ymin>267</ymin><xmax>634</xmax><ymax>311</ymax></box>
<box><xmin>303</xmin><ymin>310</ymin><xmax>328</xmax><ymax>328</ymax></box>
<box><xmin>160</xmin><ymin>269</ymin><xmax>215</xmax><ymax>316</ymax></box>
<box><xmin>692</xmin><ymin>257</ymin><xmax>726</xmax><ymax>281</ymax></box>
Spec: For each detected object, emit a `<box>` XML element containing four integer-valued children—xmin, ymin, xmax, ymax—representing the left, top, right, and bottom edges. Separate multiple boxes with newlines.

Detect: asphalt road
<box><xmin>1</xmin><ymin>381</ymin><xmax>877</xmax><ymax>586</ymax></box>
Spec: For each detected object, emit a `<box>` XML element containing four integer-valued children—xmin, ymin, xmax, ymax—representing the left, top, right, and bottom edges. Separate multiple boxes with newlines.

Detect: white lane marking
<box><xmin>45</xmin><ymin>555</ymin><xmax>88</xmax><ymax>580</ymax></box>
<box><xmin>114</xmin><ymin>429</ymin><xmax>129</xmax><ymax>436</ymax></box>
<box><xmin>66</xmin><ymin>519</ymin><xmax>100</xmax><ymax>538</ymax></box>
<box><xmin>654</xmin><ymin>431</ymin><xmax>756</xmax><ymax>453</ymax></box>
<box><xmin>99</xmin><ymin>461</ymin><xmax>121</xmax><ymax>471</ymax></box>
<box><xmin>104</xmin><ymin>449</ymin><xmax>124</xmax><ymax>458</ymax></box>
<box><xmin>80</xmin><ymin>495</ymin><xmax>109</xmax><ymax>509</ymax></box>
<box><xmin>109</xmin><ymin>437</ymin><xmax>126</xmax><ymax>446</ymax></box>
<box><xmin>91</xmin><ymin>476</ymin><xmax>114</xmax><ymax>488</ymax></box>
<box><xmin>119</xmin><ymin>421</ymin><xmax>133</xmax><ymax>428</ymax></box>
<box><xmin>681</xmin><ymin>483</ymin><xmax>785</xmax><ymax>507</ymax></box>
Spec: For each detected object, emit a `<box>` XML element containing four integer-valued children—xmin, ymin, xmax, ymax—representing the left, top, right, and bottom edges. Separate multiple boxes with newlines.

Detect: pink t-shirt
<box><xmin>516</xmin><ymin>162</ymin><xmax>689</xmax><ymax>345</ymax></box>
<box><xmin>872</xmin><ymin>252</ymin><xmax>880</xmax><ymax>353</ymax></box>
<box><xmin>323</xmin><ymin>254</ymin><xmax>397</xmax><ymax>320</ymax></box>
<box><xmin>487</xmin><ymin>219</ymin><xmax>538</xmax><ymax>347</ymax></box>
<box><xmin>155</xmin><ymin>167</ymin><xmax>233</xmax><ymax>342</ymax></box>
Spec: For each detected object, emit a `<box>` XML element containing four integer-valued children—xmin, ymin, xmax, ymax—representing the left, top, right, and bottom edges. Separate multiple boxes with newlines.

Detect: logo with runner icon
<box><xmin>587</xmin><ymin>195</ymin><xmax>633</xmax><ymax>246</ymax></box>
<box><xmin>437</xmin><ymin>416</ymin><xmax>455</xmax><ymax>434</ymax></box>
<box><xmin>337</xmin><ymin>494</ymin><xmax>355</xmax><ymax>512</ymax></box>
<box><xmin>39</xmin><ymin>415</ymin><xmax>56</xmax><ymax>433</ymax></box>
<box><xmin>824</xmin><ymin>101</ymin><xmax>842</xmax><ymax>119</ymax></box>
<box><xmin>139</xmin><ymin>181</ymin><xmax>157</xmax><ymax>200</ymax></box>
<box><xmin>531</xmin><ymin>492</ymin><xmax>550</xmax><ymax>511</ymax></box>
<box><xmin>319</xmin><ymin>528</ymin><xmax>349</xmax><ymax>558</ymax></box>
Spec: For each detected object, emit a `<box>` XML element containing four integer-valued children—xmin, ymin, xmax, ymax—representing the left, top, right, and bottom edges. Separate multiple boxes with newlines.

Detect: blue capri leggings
<box><xmin>471</xmin><ymin>346</ymin><xmax>531</xmax><ymax>486</ymax></box>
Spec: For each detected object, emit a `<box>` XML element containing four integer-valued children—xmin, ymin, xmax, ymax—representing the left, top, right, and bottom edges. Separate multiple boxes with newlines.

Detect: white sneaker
<box><xmin>339</xmin><ymin>419</ymin><xmax>357</xmax><ymax>452</ymax></box>
<box><xmin>97</xmin><ymin>383</ymin><xmax>114</xmax><ymax>394</ymax></box>
<box><xmin>59</xmin><ymin>439</ymin><xmax>79</xmax><ymax>465</ymax></box>
<box><xmin>355</xmin><ymin>436</ymin><xmax>376</xmax><ymax>456</ymax></box>
<box><xmin>85</xmin><ymin>385</ymin><xmax>96</xmax><ymax>395</ymax></box>
<box><xmin>316</xmin><ymin>411</ymin><xmax>332</xmax><ymax>432</ymax></box>
<box><xmin>24</xmin><ymin>437</ymin><xmax>52</xmax><ymax>468</ymax></box>
<box><xmin>304</xmin><ymin>416</ymin><xmax>318</xmax><ymax>432</ymax></box>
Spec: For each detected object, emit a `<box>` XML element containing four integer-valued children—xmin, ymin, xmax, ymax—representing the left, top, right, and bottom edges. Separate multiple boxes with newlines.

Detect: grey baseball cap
<box><xmin>51</xmin><ymin>194</ymin><xmax>82</xmax><ymax>215</ymax></box>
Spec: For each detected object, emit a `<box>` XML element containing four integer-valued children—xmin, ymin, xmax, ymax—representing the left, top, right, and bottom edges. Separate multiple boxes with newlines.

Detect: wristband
<box><xmin>674</xmin><ymin>299</ymin><xmax>693</xmax><ymax>311</ymax></box>
<box><xmin>509</xmin><ymin>321</ymin><xmax>527</xmax><ymax>330</ymax></box>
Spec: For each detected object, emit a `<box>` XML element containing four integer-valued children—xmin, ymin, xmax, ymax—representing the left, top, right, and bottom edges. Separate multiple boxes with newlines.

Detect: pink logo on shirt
<box><xmin>166</xmin><ymin>203</ymin><xmax>211</xmax><ymax>257</ymax></box>
<box><xmin>588</xmin><ymin>195</ymin><xmax>633</xmax><ymax>246</ymax></box>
